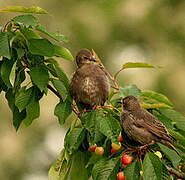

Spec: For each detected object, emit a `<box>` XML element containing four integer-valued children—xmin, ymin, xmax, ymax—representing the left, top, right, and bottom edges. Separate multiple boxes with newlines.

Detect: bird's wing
<box><xmin>132</xmin><ymin>109</ymin><xmax>174</xmax><ymax>143</ymax></box>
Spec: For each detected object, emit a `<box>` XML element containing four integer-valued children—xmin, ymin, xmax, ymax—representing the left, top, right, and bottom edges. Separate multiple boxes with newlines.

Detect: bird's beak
<box><xmin>117</xmin><ymin>101</ymin><xmax>122</xmax><ymax>104</ymax></box>
<box><xmin>90</xmin><ymin>57</ymin><xmax>96</xmax><ymax>62</ymax></box>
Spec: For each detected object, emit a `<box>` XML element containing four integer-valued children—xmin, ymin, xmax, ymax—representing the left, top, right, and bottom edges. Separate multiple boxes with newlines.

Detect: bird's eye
<box><xmin>84</xmin><ymin>56</ymin><xmax>89</xmax><ymax>60</ymax></box>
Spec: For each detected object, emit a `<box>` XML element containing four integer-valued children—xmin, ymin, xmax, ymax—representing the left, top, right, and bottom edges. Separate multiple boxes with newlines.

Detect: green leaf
<box><xmin>81</xmin><ymin>111</ymin><xmax>104</xmax><ymax>144</ymax></box>
<box><xmin>143</xmin><ymin>152</ymin><xmax>163</xmax><ymax>180</ymax></box>
<box><xmin>99</xmin><ymin>114</ymin><xmax>122</xmax><ymax>143</ymax></box>
<box><xmin>158</xmin><ymin>143</ymin><xmax>181</xmax><ymax>168</ymax></box>
<box><xmin>54</xmin><ymin>99</ymin><xmax>72</xmax><ymax>125</ymax></box>
<box><xmin>0</xmin><ymin>59</ymin><xmax>14</xmax><ymax>88</ymax></box>
<box><xmin>48</xmin><ymin>149</ymin><xmax>71</xmax><ymax>180</ymax></box>
<box><xmin>28</xmin><ymin>39</ymin><xmax>55</xmax><ymax>57</ymax></box>
<box><xmin>20</xmin><ymin>28</ymin><xmax>41</xmax><ymax>40</ymax></box>
<box><xmin>13</xmin><ymin>15</ymin><xmax>38</xmax><ymax>27</ymax></box>
<box><xmin>92</xmin><ymin>157</ymin><xmax>120</xmax><ymax>180</ymax></box>
<box><xmin>0</xmin><ymin>6</ymin><xmax>48</xmax><ymax>14</ymax></box>
<box><xmin>67</xmin><ymin>152</ymin><xmax>89</xmax><ymax>180</ymax></box>
<box><xmin>0</xmin><ymin>32</ymin><xmax>11</xmax><ymax>59</ymax></box>
<box><xmin>119</xmin><ymin>84</ymin><xmax>141</xmax><ymax>98</ymax></box>
<box><xmin>5</xmin><ymin>89</ymin><xmax>26</xmax><ymax>130</ymax></box>
<box><xmin>141</xmin><ymin>103</ymin><xmax>172</xmax><ymax>109</ymax></box>
<box><xmin>122</xmin><ymin>62</ymin><xmax>160</xmax><ymax>69</ymax></box>
<box><xmin>159</xmin><ymin>109</ymin><xmax>185</xmax><ymax>131</ymax></box>
<box><xmin>64</xmin><ymin>127</ymin><xmax>86</xmax><ymax>154</ymax></box>
<box><xmin>124</xmin><ymin>161</ymin><xmax>140</xmax><ymax>180</ymax></box>
<box><xmin>54</xmin><ymin>45</ymin><xmax>74</xmax><ymax>61</ymax></box>
<box><xmin>140</xmin><ymin>90</ymin><xmax>173</xmax><ymax>107</ymax></box>
<box><xmin>169</xmin><ymin>129</ymin><xmax>185</xmax><ymax>147</ymax></box>
<box><xmin>36</xmin><ymin>25</ymin><xmax>68</xmax><ymax>43</ymax></box>
<box><xmin>23</xmin><ymin>87</ymin><xmax>40</xmax><ymax>126</ymax></box>
<box><xmin>23</xmin><ymin>100</ymin><xmax>40</xmax><ymax>126</ymax></box>
<box><xmin>30</xmin><ymin>66</ymin><xmax>49</xmax><ymax>91</ymax></box>
<box><xmin>15</xmin><ymin>86</ymin><xmax>32</xmax><ymax>111</ymax></box>
<box><xmin>51</xmin><ymin>79</ymin><xmax>68</xmax><ymax>100</ymax></box>
<box><xmin>53</xmin><ymin>62</ymin><xmax>70</xmax><ymax>89</ymax></box>
<box><xmin>13</xmin><ymin>108</ymin><xmax>27</xmax><ymax>130</ymax></box>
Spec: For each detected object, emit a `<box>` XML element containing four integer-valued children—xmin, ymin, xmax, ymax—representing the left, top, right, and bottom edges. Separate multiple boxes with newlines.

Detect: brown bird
<box><xmin>120</xmin><ymin>95</ymin><xmax>178</xmax><ymax>154</ymax></box>
<box><xmin>70</xmin><ymin>49</ymin><xmax>110</xmax><ymax>109</ymax></box>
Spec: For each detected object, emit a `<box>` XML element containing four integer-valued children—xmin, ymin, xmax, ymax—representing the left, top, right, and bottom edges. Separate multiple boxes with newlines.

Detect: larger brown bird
<box><xmin>120</xmin><ymin>95</ymin><xmax>178</xmax><ymax>154</ymax></box>
<box><xmin>70</xmin><ymin>49</ymin><xmax>110</xmax><ymax>109</ymax></box>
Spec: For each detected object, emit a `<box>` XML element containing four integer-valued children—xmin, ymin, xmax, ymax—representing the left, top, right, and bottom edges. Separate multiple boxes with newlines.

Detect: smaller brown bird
<box><xmin>120</xmin><ymin>96</ymin><xmax>178</xmax><ymax>154</ymax></box>
<box><xmin>70</xmin><ymin>49</ymin><xmax>110</xmax><ymax>109</ymax></box>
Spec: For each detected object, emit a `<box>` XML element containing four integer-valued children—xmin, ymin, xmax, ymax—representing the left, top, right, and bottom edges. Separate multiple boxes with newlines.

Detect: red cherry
<box><xmin>88</xmin><ymin>144</ymin><xmax>97</xmax><ymax>152</ymax></box>
<box><xmin>117</xmin><ymin>171</ymin><xmax>126</xmax><ymax>180</ymax></box>
<box><xmin>111</xmin><ymin>148</ymin><xmax>117</xmax><ymax>154</ymax></box>
<box><xmin>95</xmin><ymin>147</ymin><xmax>104</xmax><ymax>156</ymax></box>
<box><xmin>121</xmin><ymin>154</ymin><xmax>133</xmax><ymax>165</ymax></box>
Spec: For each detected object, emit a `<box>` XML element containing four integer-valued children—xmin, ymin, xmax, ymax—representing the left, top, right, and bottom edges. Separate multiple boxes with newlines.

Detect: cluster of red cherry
<box><xmin>88</xmin><ymin>134</ymin><xmax>134</xmax><ymax>180</ymax></box>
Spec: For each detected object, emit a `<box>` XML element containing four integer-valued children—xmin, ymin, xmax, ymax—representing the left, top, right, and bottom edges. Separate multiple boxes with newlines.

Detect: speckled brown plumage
<box><xmin>70</xmin><ymin>49</ymin><xmax>110</xmax><ymax>109</ymax></box>
<box><xmin>120</xmin><ymin>96</ymin><xmax>178</xmax><ymax>153</ymax></box>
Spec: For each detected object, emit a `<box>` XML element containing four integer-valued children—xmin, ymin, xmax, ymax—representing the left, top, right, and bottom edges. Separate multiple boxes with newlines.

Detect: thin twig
<box><xmin>166</xmin><ymin>166</ymin><xmax>185</xmax><ymax>178</ymax></box>
<box><xmin>114</xmin><ymin>67</ymin><xmax>124</xmax><ymax>81</ymax></box>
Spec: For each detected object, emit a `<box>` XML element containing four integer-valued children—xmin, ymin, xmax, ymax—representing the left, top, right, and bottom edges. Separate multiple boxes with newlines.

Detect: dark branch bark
<box><xmin>47</xmin><ymin>84</ymin><xmax>63</xmax><ymax>102</ymax></box>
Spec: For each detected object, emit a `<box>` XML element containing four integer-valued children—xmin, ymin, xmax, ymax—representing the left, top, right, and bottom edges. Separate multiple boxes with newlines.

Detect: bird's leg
<box><xmin>138</xmin><ymin>140</ymin><xmax>155</xmax><ymax>151</ymax></box>
<box><xmin>71</xmin><ymin>104</ymin><xmax>81</xmax><ymax>117</ymax></box>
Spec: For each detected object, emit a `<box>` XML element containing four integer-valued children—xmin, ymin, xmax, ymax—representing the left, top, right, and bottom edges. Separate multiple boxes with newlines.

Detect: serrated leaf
<box><xmin>64</xmin><ymin>127</ymin><xmax>86</xmax><ymax>154</ymax></box>
<box><xmin>28</xmin><ymin>39</ymin><xmax>55</xmax><ymax>57</ymax></box>
<box><xmin>51</xmin><ymin>79</ymin><xmax>68</xmax><ymax>100</ymax></box>
<box><xmin>158</xmin><ymin>143</ymin><xmax>181</xmax><ymax>168</ymax></box>
<box><xmin>54</xmin><ymin>99</ymin><xmax>72</xmax><ymax>125</ymax></box>
<box><xmin>15</xmin><ymin>86</ymin><xmax>32</xmax><ymax>111</ymax></box>
<box><xmin>81</xmin><ymin>111</ymin><xmax>105</xmax><ymax>144</ymax></box>
<box><xmin>119</xmin><ymin>84</ymin><xmax>141</xmax><ymax>98</ymax></box>
<box><xmin>30</xmin><ymin>66</ymin><xmax>49</xmax><ymax>91</ymax></box>
<box><xmin>122</xmin><ymin>62</ymin><xmax>160</xmax><ymax>69</ymax></box>
<box><xmin>124</xmin><ymin>161</ymin><xmax>140</xmax><ymax>180</ymax></box>
<box><xmin>140</xmin><ymin>90</ymin><xmax>173</xmax><ymax>107</ymax></box>
<box><xmin>99</xmin><ymin>114</ymin><xmax>121</xmax><ymax>143</ymax></box>
<box><xmin>159</xmin><ymin>109</ymin><xmax>185</xmax><ymax>131</ymax></box>
<box><xmin>54</xmin><ymin>45</ymin><xmax>74</xmax><ymax>61</ymax></box>
<box><xmin>36</xmin><ymin>25</ymin><xmax>68</xmax><ymax>43</ymax></box>
<box><xmin>0</xmin><ymin>6</ymin><xmax>48</xmax><ymax>14</ymax></box>
<box><xmin>13</xmin><ymin>15</ymin><xmax>38</xmax><ymax>27</ymax></box>
<box><xmin>0</xmin><ymin>59</ymin><xmax>14</xmax><ymax>88</ymax></box>
<box><xmin>20</xmin><ymin>28</ymin><xmax>41</xmax><ymax>40</ymax></box>
<box><xmin>92</xmin><ymin>158</ymin><xmax>120</xmax><ymax>180</ymax></box>
<box><xmin>143</xmin><ymin>152</ymin><xmax>163</xmax><ymax>180</ymax></box>
<box><xmin>0</xmin><ymin>32</ymin><xmax>11</xmax><ymax>59</ymax></box>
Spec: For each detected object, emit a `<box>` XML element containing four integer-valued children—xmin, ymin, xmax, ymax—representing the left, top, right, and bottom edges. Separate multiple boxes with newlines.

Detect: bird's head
<box><xmin>76</xmin><ymin>49</ymin><xmax>98</xmax><ymax>67</ymax></box>
<box><xmin>122</xmin><ymin>96</ymin><xmax>140</xmax><ymax>111</ymax></box>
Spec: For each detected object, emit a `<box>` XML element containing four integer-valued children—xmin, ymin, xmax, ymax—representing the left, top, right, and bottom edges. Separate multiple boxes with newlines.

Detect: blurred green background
<box><xmin>0</xmin><ymin>0</ymin><xmax>185</xmax><ymax>179</ymax></box>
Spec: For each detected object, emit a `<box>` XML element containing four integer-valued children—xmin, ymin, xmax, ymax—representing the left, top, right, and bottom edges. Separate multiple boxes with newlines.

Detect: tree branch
<box><xmin>166</xmin><ymin>166</ymin><xmax>185</xmax><ymax>179</ymax></box>
<box><xmin>47</xmin><ymin>84</ymin><xmax>63</xmax><ymax>102</ymax></box>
